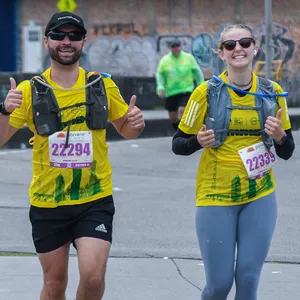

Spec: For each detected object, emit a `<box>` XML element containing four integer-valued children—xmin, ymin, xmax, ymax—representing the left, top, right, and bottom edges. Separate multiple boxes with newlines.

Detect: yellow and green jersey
<box><xmin>179</xmin><ymin>71</ymin><xmax>291</xmax><ymax>206</ymax></box>
<box><xmin>9</xmin><ymin>67</ymin><xmax>128</xmax><ymax>208</ymax></box>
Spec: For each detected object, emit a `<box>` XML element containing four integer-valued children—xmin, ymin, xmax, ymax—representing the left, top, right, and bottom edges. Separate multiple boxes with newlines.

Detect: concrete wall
<box><xmin>17</xmin><ymin>0</ymin><xmax>300</xmax><ymax>105</ymax></box>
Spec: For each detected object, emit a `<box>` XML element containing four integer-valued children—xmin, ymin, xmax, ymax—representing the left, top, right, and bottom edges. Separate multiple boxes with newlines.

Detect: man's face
<box><xmin>170</xmin><ymin>44</ymin><xmax>181</xmax><ymax>57</ymax></box>
<box><xmin>44</xmin><ymin>24</ymin><xmax>86</xmax><ymax>66</ymax></box>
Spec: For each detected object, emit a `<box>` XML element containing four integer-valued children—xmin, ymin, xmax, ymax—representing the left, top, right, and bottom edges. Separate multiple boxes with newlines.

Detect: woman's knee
<box><xmin>236</xmin><ymin>271</ymin><xmax>259</xmax><ymax>292</ymax></box>
<box><xmin>202</xmin><ymin>277</ymin><xmax>233</xmax><ymax>299</ymax></box>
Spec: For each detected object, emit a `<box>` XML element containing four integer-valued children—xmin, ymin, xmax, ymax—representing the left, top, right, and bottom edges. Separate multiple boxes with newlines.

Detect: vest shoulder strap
<box><xmin>85</xmin><ymin>71</ymin><xmax>109</xmax><ymax>130</ymax></box>
<box><xmin>31</xmin><ymin>74</ymin><xmax>58</xmax><ymax>108</ymax></box>
<box><xmin>207</xmin><ymin>76</ymin><xmax>223</xmax><ymax>92</ymax></box>
<box><xmin>86</xmin><ymin>71</ymin><xmax>111</xmax><ymax>88</ymax></box>
<box><xmin>206</xmin><ymin>77</ymin><xmax>226</xmax><ymax>118</ymax></box>
<box><xmin>207</xmin><ymin>77</ymin><xmax>225</xmax><ymax>103</ymax></box>
<box><xmin>257</xmin><ymin>76</ymin><xmax>275</xmax><ymax>95</ymax></box>
<box><xmin>87</xmin><ymin>71</ymin><xmax>101</xmax><ymax>87</ymax></box>
<box><xmin>257</xmin><ymin>76</ymin><xmax>273</xmax><ymax>88</ymax></box>
<box><xmin>31</xmin><ymin>75</ymin><xmax>48</xmax><ymax>93</ymax></box>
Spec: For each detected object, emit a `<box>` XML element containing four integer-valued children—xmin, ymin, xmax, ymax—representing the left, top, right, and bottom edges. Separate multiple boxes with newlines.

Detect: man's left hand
<box><xmin>127</xmin><ymin>95</ymin><xmax>145</xmax><ymax>131</ymax></box>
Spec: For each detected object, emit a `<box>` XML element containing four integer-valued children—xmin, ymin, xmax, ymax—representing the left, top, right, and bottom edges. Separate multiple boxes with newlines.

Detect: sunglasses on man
<box><xmin>48</xmin><ymin>31</ymin><xmax>85</xmax><ymax>41</ymax></box>
<box><xmin>221</xmin><ymin>37</ymin><xmax>255</xmax><ymax>51</ymax></box>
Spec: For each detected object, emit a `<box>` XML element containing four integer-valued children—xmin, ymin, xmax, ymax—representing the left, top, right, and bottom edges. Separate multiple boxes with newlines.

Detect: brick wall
<box><xmin>20</xmin><ymin>0</ymin><xmax>300</xmax><ymax>35</ymax></box>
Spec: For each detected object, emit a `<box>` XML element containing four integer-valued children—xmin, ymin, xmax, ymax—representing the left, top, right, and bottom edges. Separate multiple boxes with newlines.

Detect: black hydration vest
<box><xmin>30</xmin><ymin>72</ymin><xmax>109</xmax><ymax>136</ymax></box>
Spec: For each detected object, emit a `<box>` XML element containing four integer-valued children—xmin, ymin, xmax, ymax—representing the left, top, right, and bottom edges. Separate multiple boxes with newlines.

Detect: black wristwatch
<box><xmin>0</xmin><ymin>102</ymin><xmax>11</xmax><ymax>115</ymax></box>
<box><xmin>274</xmin><ymin>133</ymin><xmax>288</xmax><ymax>145</ymax></box>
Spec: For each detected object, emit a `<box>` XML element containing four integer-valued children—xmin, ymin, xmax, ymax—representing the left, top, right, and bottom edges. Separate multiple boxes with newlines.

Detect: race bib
<box><xmin>238</xmin><ymin>142</ymin><xmax>277</xmax><ymax>180</ymax></box>
<box><xmin>48</xmin><ymin>131</ymin><xmax>93</xmax><ymax>168</ymax></box>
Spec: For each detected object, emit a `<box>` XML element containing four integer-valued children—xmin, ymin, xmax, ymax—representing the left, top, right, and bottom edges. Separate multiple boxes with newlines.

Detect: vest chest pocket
<box><xmin>34</xmin><ymin>103</ymin><xmax>61</xmax><ymax>136</ymax></box>
<box><xmin>33</xmin><ymin>97</ymin><xmax>61</xmax><ymax>136</ymax></box>
<box><xmin>85</xmin><ymin>87</ymin><xmax>108</xmax><ymax>130</ymax></box>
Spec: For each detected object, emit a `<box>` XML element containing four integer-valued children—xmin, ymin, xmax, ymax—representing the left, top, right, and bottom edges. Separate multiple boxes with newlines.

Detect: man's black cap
<box><xmin>169</xmin><ymin>38</ymin><xmax>181</xmax><ymax>47</ymax></box>
<box><xmin>45</xmin><ymin>11</ymin><xmax>87</xmax><ymax>36</ymax></box>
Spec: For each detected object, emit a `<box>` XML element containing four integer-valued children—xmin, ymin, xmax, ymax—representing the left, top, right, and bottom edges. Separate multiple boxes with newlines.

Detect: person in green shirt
<box><xmin>155</xmin><ymin>38</ymin><xmax>204</xmax><ymax>130</ymax></box>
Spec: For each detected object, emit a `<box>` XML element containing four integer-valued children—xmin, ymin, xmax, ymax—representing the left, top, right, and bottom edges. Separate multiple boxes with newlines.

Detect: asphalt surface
<box><xmin>0</xmin><ymin>132</ymin><xmax>300</xmax><ymax>299</ymax></box>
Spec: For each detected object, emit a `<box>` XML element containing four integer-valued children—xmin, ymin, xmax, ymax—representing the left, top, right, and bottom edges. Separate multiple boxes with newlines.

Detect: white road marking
<box><xmin>130</xmin><ymin>144</ymin><xmax>139</xmax><ymax>148</ymax></box>
<box><xmin>113</xmin><ymin>187</ymin><xmax>123</xmax><ymax>191</ymax></box>
<box><xmin>0</xmin><ymin>150</ymin><xmax>29</xmax><ymax>155</ymax></box>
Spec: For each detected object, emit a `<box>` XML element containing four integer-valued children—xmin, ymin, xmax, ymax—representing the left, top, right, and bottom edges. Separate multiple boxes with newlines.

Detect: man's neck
<box><xmin>171</xmin><ymin>51</ymin><xmax>181</xmax><ymax>58</ymax></box>
<box><xmin>50</xmin><ymin>62</ymin><xmax>80</xmax><ymax>88</ymax></box>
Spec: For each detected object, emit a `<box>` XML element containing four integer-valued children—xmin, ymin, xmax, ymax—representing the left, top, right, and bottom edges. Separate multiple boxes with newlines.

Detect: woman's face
<box><xmin>218</xmin><ymin>28</ymin><xmax>258</xmax><ymax>70</ymax></box>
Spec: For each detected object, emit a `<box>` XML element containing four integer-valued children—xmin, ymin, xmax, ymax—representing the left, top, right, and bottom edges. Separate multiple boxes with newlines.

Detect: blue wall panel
<box><xmin>0</xmin><ymin>0</ymin><xmax>18</xmax><ymax>72</ymax></box>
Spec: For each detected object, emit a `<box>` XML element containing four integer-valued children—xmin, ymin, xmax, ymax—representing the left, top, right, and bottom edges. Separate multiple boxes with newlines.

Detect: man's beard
<box><xmin>49</xmin><ymin>45</ymin><xmax>82</xmax><ymax>65</ymax></box>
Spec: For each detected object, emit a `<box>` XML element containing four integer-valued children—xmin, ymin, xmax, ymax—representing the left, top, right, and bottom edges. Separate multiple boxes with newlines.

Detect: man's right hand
<box><xmin>4</xmin><ymin>77</ymin><xmax>22</xmax><ymax>113</ymax></box>
<box><xmin>159</xmin><ymin>90</ymin><xmax>165</xmax><ymax>99</ymax></box>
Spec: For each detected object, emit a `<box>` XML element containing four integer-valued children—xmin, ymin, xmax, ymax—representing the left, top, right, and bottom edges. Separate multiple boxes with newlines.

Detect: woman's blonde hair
<box><xmin>217</xmin><ymin>24</ymin><xmax>256</xmax><ymax>50</ymax></box>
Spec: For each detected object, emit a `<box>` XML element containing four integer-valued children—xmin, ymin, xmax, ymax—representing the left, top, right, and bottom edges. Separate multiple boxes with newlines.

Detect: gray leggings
<box><xmin>195</xmin><ymin>192</ymin><xmax>277</xmax><ymax>300</ymax></box>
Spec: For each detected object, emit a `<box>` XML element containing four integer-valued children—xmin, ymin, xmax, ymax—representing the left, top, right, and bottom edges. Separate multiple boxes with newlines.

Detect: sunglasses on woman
<box><xmin>221</xmin><ymin>37</ymin><xmax>255</xmax><ymax>51</ymax></box>
<box><xmin>48</xmin><ymin>31</ymin><xmax>85</xmax><ymax>41</ymax></box>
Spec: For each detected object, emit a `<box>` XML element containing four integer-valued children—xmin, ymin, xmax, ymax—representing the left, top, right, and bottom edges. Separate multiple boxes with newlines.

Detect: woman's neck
<box><xmin>50</xmin><ymin>61</ymin><xmax>80</xmax><ymax>88</ymax></box>
<box><xmin>226</xmin><ymin>67</ymin><xmax>252</xmax><ymax>89</ymax></box>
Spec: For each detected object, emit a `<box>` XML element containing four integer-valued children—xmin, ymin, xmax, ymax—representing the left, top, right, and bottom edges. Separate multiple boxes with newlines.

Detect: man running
<box><xmin>155</xmin><ymin>38</ymin><xmax>204</xmax><ymax>130</ymax></box>
<box><xmin>0</xmin><ymin>11</ymin><xmax>145</xmax><ymax>300</ymax></box>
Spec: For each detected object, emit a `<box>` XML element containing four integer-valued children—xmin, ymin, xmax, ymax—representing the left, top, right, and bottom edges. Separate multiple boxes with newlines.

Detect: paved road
<box><xmin>0</xmin><ymin>132</ymin><xmax>300</xmax><ymax>299</ymax></box>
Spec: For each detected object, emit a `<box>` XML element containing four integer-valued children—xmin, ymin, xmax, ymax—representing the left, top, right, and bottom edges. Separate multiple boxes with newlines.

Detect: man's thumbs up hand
<box><xmin>2</xmin><ymin>77</ymin><xmax>22</xmax><ymax>114</ymax></box>
<box><xmin>10</xmin><ymin>77</ymin><xmax>17</xmax><ymax>90</ymax></box>
<box><xmin>126</xmin><ymin>95</ymin><xmax>145</xmax><ymax>131</ymax></box>
<box><xmin>128</xmin><ymin>95</ymin><xmax>136</xmax><ymax>112</ymax></box>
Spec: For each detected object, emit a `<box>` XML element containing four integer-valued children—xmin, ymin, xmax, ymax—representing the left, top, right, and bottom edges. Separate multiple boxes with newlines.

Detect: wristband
<box><xmin>0</xmin><ymin>102</ymin><xmax>11</xmax><ymax>115</ymax></box>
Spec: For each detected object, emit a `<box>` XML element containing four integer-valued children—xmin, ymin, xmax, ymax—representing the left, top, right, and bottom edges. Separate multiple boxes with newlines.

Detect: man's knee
<box><xmin>80</xmin><ymin>274</ymin><xmax>105</xmax><ymax>294</ymax></box>
<box><xmin>168</xmin><ymin>111</ymin><xmax>178</xmax><ymax>123</ymax></box>
<box><xmin>178</xmin><ymin>106</ymin><xmax>185</xmax><ymax>119</ymax></box>
<box><xmin>169</xmin><ymin>117</ymin><xmax>178</xmax><ymax>124</ymax></box>
<box><xmin>43</xmin><ymin>278</ymin><xmax>68</xmax><ymax>297</ymax></box>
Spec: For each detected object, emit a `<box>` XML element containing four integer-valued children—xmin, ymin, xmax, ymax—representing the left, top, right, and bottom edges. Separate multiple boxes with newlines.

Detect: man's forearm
<box><xmin>155</xmin><ymin>73</ymin><xmax>165</xmax><ymax>94</ymax></box>
<box><xmin>119</xmin><ymin>120</ymin><xmax>144</xmax><ymax>139</ymax></box>
<box><xmin>0</xmin><ymin>114</ymin><xmax>10</xmax><ymax>146</ymax></box>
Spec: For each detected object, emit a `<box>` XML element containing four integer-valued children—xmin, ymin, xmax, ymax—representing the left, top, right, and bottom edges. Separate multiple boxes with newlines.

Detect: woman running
<box><xmin>172</xmin><ymin>24</ymin><xmax>295</xmax><ymax>300</ymax></box>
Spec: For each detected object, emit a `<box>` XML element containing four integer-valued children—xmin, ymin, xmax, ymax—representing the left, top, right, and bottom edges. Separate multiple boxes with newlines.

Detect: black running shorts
<box><xmin>29</xmin><ymin>195</ymin><xmax>115</xmax><ymax>253</ymax></box>
<box><xmin>165</xmin><ymin>92</ymin><xmax>191</xmax><ymax>112</ymax></box>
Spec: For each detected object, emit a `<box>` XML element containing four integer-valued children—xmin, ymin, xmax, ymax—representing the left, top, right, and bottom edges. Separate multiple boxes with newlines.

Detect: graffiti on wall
<box><xmin>84</xmin><ymin>21</ymin><xmax>299</xmax><ymax>104</ymax></box>
<box><xmin>92</xmin><ymin>22</ymin><xmax>142</xmax><ymax>37</ymax></box>
<box><xmin>86</xmin><ymin>36</ymin><xmax>157</xmax><ymax>76</ymax></box>
<box><xmin>252</xmin><ymin>23</ymin><xmax>296</xmax><ymax>64</ymax></box>
<box><xmin>87</xmin><ymin>22</ymin><xmax>297</xmax><ymax>75</ymax></box>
